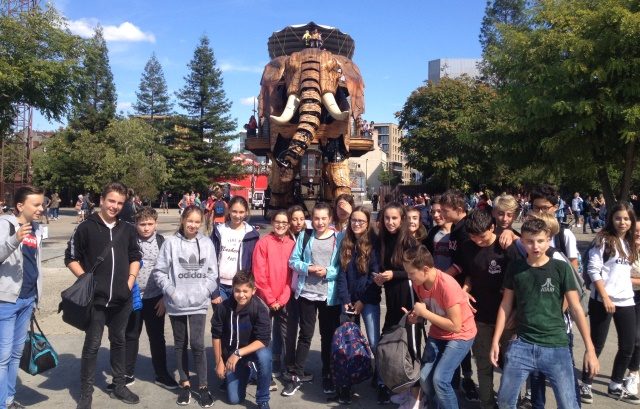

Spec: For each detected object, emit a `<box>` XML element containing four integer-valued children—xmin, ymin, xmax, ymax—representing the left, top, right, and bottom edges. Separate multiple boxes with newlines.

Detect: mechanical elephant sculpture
<box><xmin>258</xmin><ymin>47</ymin><xmax>365</xmax><ymax>209</ymax></box>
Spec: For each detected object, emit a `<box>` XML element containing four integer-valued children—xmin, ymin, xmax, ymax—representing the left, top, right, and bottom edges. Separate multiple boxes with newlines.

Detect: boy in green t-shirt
<box><xmin>489</xmin><ymin>218</ymin><xmax>599</xmax><ymax>408</ymax></box>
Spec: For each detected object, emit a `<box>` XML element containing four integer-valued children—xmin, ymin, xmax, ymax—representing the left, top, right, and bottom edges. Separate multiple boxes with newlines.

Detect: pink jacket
<box><xmin>253</xmin><ymin>233</ymin><xmax>295</xmax><ymax>307</ymax></box>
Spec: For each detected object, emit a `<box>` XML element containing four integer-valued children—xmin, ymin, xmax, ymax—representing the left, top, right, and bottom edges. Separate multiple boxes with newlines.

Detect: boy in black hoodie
<box><xmin>212</xmin><ymin>272</ymin><xmax>272</xmax><ymax>409</ymax></box>
<box><xmin>65</xmin><ymin>182</ymin><xmax>142</xmax><ymax>409</ymax></box>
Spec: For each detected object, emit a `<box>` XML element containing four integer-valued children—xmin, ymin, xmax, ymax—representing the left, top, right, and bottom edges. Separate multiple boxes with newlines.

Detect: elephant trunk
<box><xmin>276</xmin><ymin>59</ymin><xmax>322</xmax><ymax>175</ymax></box>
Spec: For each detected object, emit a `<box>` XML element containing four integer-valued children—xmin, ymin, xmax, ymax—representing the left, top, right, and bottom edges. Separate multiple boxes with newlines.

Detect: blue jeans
<box><xmin>420</xmin><ymin>337</ymin><xmax>474</xmax><ymax>409</ymax></box>
<box><xmin>498</xmin><ymin>338</ymin><xmax>578</xmax><ymax>409</ymax></box>
<box><xmin>219</xmin><ymin>284</ymin><xmax>233</xmax><ymax>301</ymax></box>
<box><xmin>226</xmin><ymin>347</ymin><xmax>272</xmax><ymax>404</ymax></box>
<box><xmin>358</xmin><ymin>303</ymin><xmax>381</xmax><ymax>384</ymax></box>
<box><xmin>0</xmin><ymin>296</ymin><xmax>36</xmax><ymax>409</ymax></box>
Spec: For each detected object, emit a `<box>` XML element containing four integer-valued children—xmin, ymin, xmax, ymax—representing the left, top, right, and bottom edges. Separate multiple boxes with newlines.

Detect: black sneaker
<box><xmin>281</xmin><ymin>376</ymin><xmax>302</xmax><ymax>397</ymax></box>
<box><xmin>177</xmin><ymin>386</ymin><xmax>191</xmax><ymax>405</ymax></box>
<box><xmin>338</xmin><ymin>386</ymin><xmax>352</xmax><ymax>404</ymax></box>
<box><xmin>106</xmin><ymin>375</ymin><xmax>135</xmax><ymax>391</ymax></box>
<box><xmin>462</xmin><ymin>377</ymin><xmax>480</xmax><ymax>401</ymax></box>
<box><xmin>284</xmin><ymin>370</ymin><xmax>313</xmax><ymax>383</ymax></box>
<box><xmin>377</xmin><ymin>385</ymin><xmax>391</xmax><ymax>404</ymax></box>
<box><xmin>8</xmin><ymin>401</ymin><xmax>26</xmax><ymax>409</ymax></box>
<box><xmin>110</xmin><ymin>385</ymin><xmax>140</xmax><ymax>404</ymax></box>
<box><xmin>155</xmin><ymin>375</ymin><xmax>179</xmax><ymax>390</ymax></box>
<box><xmin>258</xmin><ymin>402</ymin><xmax>271</xmax><ymax>409</ymax></box>
<box><xmin>517</xmin><ymin>396</ymin><xmax>532</xmax><ymax>409</ymax></box>
<box><xmin>198</xmin><ymin>386</ymin><xmax>214</xmax><ymax>408</ymax></box>
<box><xmin>76</xmin><ymin>394</ymin><xmax>92</xmax><ymax>409</ymax></box>
<box><xmin>609</xmin><ymin>386</ymin><xmax>640</xmax><ymax>404</ymax></box>
<box><xmin>580</xmin><ymin>384</ymin><xmax>593</xmax><ymax>404</ymax></box>
<box><xmin>323</xmin><ymin>377</ymin><xmax>336</xmax><ymax>395</ymax></box>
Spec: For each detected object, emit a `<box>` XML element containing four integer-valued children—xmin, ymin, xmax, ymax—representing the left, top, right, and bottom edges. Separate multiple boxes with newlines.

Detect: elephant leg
<box><xmin>322</xmin><ymin>160</ymin><xmax>351</xmax><ymax>202</ymax></box>
<box><xmin>268</xmin><ymin>153</ymin><xmax>296</xmax><ymax>209</ymax></box>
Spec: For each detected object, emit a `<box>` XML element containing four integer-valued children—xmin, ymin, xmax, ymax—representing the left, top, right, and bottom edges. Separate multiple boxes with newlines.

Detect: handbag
<box><xmin>20</xmin><ymin>313</ymin><xmax>58</xmax><ymax>375</ymax></box>
<box><xmin>58</xmin><ymin>224</ymin><xmax>127</xmax><ymax>330</ymax></box>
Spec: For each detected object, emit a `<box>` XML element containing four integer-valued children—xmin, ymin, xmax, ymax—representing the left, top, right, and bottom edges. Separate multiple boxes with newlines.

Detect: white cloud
<box><xmin>67</xmin><ymin>18</ymin><xmax>155</xmax><ymax>43</ymax></box>
<box><xmin>117</xmin><ymin>101</ymin><xmax>133</xmax><ymax>112</ymax></box>
<box><xmin>240</xmin><ymin>96</ymin><xmax>257</xmax><ymax>106</ymax></box>
<box><xmin>219</xmin><ymin>62</ymin><xmax>264</xmax><ymax>73</ymax></box>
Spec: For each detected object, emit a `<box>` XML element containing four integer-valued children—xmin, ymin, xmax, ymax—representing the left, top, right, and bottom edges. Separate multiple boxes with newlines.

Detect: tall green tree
<box><xmin>170</xmin><ymin>35</ymin><xmax>241</xmax><ymax>191</ymax></box>
<box><xmin>397</xmin><ymin>76</ymin><xmax>505</xmax><ymax>191</ymax></box>
<box><xmin>133</xmin><ymin>53</ymin><xmax>172</xmax><ymax>119</ymax></box>
<box><xmin>69</xmin><ymin>26</ymin><xmax>117</xmax><ymax>133</ymax></box>
<box><xmin>0</xmin><ymin>5</ymin><xmax>83</xmax><ymax>136</ymax></box>
<box><xmin>483</xmin><ymin>0</ymin><xmax>640</xmax><ymax>203</ymax></box>
<box><xmin>176</xmin><ymin>35</ymin><xmax>236</xmax><ymax>139</ymax></box>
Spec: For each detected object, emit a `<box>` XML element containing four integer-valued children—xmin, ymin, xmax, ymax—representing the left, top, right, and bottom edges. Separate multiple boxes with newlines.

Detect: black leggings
<box><xmin>582</xmin><ymin>298</ymin><xmax>636</xmax><ymax>384</ymax></box>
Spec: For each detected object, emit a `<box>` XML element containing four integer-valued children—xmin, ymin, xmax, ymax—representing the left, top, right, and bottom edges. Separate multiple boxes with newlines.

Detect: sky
<box><xmin>37</xmin><ymin>0</ymin><xmax>487</xmax><ymax>146</ymax></box>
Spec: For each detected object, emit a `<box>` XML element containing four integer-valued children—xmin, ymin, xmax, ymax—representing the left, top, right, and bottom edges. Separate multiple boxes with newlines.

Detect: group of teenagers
<box><xmin>1</xmin><ymin>181</ymin><xmax>639</xmax><ymax>409</ymax></box>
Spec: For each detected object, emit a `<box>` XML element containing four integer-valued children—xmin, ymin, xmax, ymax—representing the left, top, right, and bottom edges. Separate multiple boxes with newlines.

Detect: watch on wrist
<box><xmin>233</xmin><ymin>349</ymin><xmax>241</xmax><ymax>357</ymax></box>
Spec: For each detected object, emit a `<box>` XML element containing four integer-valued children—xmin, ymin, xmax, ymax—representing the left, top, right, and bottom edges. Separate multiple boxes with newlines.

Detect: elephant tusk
<box><xmin>322</xmin><ymin>93</ymin><xmax>349</xmax><ymax>121</ymax></box>
<box><xmin>270</xmin><ymin>94</ymin><xmax>300</xmax><ymax>125</ymax></box>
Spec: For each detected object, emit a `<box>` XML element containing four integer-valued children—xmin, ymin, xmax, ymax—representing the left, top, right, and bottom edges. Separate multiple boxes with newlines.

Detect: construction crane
<box><xmin>0</xmin><ymin>0</ymin><xmax>38</xmax><ymax>202</ymax></box>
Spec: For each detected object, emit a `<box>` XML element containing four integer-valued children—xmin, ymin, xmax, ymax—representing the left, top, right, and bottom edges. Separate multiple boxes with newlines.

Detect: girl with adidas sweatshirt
<box><xmin>211</xmin><ymin>196</ymin><xmax>259</xmax><ymax>303</ymax></box>
<box><xmin>581</xmin><ymin>202</ymin><xmax>638</xmax><ymax>403</ymax></box>
<box><xmin>153</xmin><ymin>206</ymin><xmax>218</xmax><ymax>407</ymax></box>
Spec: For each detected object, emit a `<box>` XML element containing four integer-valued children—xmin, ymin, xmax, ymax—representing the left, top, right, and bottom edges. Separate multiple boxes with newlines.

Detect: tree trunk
<box><xmin>596</xmin><ymin>165</ymin><xmax>616</xmax><ymax>205</ymax></box>
<box><xmin>617</xmin><ymin>136</ymin><xmax>638</xmax><ymax>202</ymax></box>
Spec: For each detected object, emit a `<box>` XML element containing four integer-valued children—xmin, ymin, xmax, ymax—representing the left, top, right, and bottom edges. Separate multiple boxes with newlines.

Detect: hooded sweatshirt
<box><xmin>0</xmin><ymin>214</ymin><xmax>44</xmax><ymax>303</ymax></box>
<box><xmin>153</xmin><ymin>231</ymin><xmax>218</xmax><ymax>316</ymax></box>
<box><xmin>211</xmin><ymin>222</ymin><xmax>259</xmax><ymax>287</ymax></box>
<box><xmin>253</xmin><ymin>233</ymin><xmax>295</xmax><ymax>307</ymax></box>
<box><xmin>64</xmin><ymin>212</ymin><xmax>141</xmax><ymax>307</ymax></box>
<box><xmin>210</xmin><ymin>295</ymin><xmax>271</xmax><ymax>360</ymax></box>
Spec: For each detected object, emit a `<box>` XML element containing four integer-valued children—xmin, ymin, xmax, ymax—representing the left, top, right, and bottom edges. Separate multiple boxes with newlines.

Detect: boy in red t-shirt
<box><xmin>403</xmin><ymin>245</ymin><xmax>477</xmax><ymax>409</ymax></box>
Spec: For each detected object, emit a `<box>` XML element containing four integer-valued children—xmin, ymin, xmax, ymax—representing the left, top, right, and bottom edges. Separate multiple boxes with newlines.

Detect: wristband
<box><xmin>129</xmin><ymin>274</ymin><xmax>137</xmax><ymax>278</ymax></box>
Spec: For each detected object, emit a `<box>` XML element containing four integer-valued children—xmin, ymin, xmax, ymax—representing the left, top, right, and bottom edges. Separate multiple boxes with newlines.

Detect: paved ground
<box><xmin>13</xmin><ymin>209</ymin><xmax>625</xmax><ymax>408</ymax></box>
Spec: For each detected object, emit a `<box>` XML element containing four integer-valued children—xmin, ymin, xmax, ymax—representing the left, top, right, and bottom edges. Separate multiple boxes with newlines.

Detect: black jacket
<box><xmin>64</xmin><ymin>213</ymin><xmax>141</xmax><ymax>307</ymax></box>
<box><xmin>211</xmin><ymin>295</ymin><xmax>271</xmax><ymax>360</ymax></box>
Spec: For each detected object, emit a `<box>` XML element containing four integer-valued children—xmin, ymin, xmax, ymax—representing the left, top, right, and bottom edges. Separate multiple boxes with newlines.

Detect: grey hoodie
<box><xmin>0</xmin><ymin>214</ymin><xmax>43</xmax><ymax>303</ymax></box>
<box><xmin>152</xmin><ymin>231</ymin><xmax>218</xmax><ymax>316</ymax></box>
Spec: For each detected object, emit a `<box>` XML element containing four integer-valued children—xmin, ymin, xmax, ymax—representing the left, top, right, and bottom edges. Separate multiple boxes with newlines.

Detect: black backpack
<box><xmin>213</xmin><ymin>200</ymin><xmax>225</xmax><ymax>217</ymax></box>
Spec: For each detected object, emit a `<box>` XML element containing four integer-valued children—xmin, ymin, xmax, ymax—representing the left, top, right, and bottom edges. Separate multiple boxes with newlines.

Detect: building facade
<box><xmin>348</xmin><ymin>127</ymin><xmax>387</xmax><ymax>199</ymax></box>
<box><xmin>372</xmin><ymin>122</ymin><xmax>411</xmax><ymax>185</ymax></box>
<box><xmin>427</xmin><ymin>58</ymin><xmax>481</xmax><ymax>84</ymax></box>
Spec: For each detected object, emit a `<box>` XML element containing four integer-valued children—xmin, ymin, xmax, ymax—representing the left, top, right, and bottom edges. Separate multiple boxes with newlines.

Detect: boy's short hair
<box><xmin>530</xmin><ymin>184</ymin><xmax>559</xmax><ymax>206</ymax></box>
<box><xmin>101</xmin><ymin>181</ymin><xmax>128</xmax><ymax>198</ymax></box>
<box><xmin>465</xmin><ymin>209</ymin><xmax>494</xmax><ymax>235</ymax></box>
<box><xmin>528</xmin><ymin>212</ymin><xmax>559</xmax><ymax>236</ymax></box>
<box><xmin>232</xmin><ymin>271</ymin><xmax>255</xmax><ymax>288</ymax></box>
<box><xmin>521</xmin><ymin>218</ymin><xmax>551</xmax><ymax>237</ymax></box>
<box><xmin>439</xmin><ymin>189</ymin><xmax>466</xmax><ymax>211</ymax></box>
<box><xmin>135</xmin><ymin>206</ymin><xmax>158</xmax><ymax>223</ymax></box>
<box><xmin>312</xmin><ymin>202</ymin><xmax>333</xmax><ymax>218</ymax></box>
<box><xmin>402</xmin><ymin>245</ymin><xmax>435</xmax><ymax>270</ymax></box>
<box><xmin>493</xmin><ymin>194</ymin><xmax>518</xmax><ymax>212</ymax></box>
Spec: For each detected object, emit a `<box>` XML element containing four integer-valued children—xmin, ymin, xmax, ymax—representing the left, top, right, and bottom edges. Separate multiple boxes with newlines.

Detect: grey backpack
<box><xmin>376</xmin><ymin>314</ymin><xmax>421</xmax><ymax>393</ymax></box>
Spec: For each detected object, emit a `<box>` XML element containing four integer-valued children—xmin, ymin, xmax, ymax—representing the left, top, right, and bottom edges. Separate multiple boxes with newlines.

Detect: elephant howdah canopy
<box><xmin>267</xmin><ymin>22</ymin><xmax>355</xmax><ymax>60</ymax></box>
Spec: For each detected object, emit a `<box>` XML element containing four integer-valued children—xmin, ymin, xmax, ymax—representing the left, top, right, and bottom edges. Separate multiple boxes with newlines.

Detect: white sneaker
<box><xmin>627</xmin><ymin>373</ymin><xmax>640</xmax><ymax>395</ymax></box>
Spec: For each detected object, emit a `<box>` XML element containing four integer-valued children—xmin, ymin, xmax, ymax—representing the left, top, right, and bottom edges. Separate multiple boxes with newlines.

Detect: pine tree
<box><xmin>133</xmin><ymin>53</ymin><xmax>172</xmax><ymax>119</ymax></box>
<box><xmin>169</xmin><ymin>35</ymin><xmax>241</xmax><ymax>191</ymax></box>
<box><xmin>69</xmin><ymin>26</ymin><xmax>117</xmax><ymax>133</ymax></box>
<box><xmin>176</xmin><ymin>35</ymin><xmax>236</xmax><ymax>139</ymax></box>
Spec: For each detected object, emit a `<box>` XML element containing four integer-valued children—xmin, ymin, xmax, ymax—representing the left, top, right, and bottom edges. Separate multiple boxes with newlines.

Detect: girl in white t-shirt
<box><xmin>581</xmin><ymin>201</ymin><xmax>638</xmax><ymax>403</ymax></box>
<box><xmin>210</xmin><ymin>196</ymin><xmax>259</xmax><ymax>303</ymax></box>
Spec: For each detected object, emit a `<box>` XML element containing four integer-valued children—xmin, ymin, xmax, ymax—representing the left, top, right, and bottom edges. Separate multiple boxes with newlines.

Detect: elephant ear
<box><xmin>335</xmin><ymin>55</ymin><xmax>365</xmax><ymax>119</ymax></box>
<box><xmin>259</xmin><ymin>56</ymin><xmax>288</xmax><ymax>116</ymax></box>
